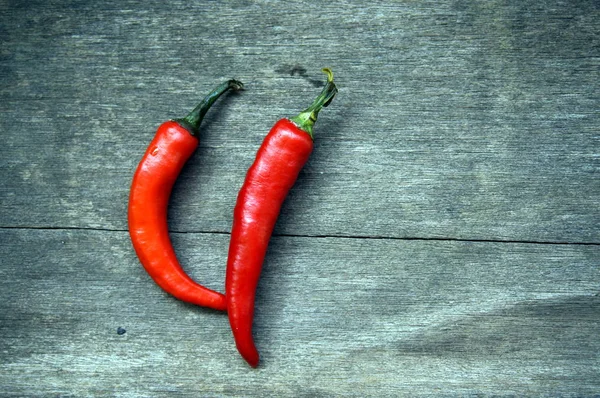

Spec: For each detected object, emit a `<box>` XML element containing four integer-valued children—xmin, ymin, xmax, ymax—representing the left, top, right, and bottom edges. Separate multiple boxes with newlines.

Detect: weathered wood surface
<box><xmin>1</xmin><ymin>0</ymin><xmax>598</xmax><ymax>396</ymax></box>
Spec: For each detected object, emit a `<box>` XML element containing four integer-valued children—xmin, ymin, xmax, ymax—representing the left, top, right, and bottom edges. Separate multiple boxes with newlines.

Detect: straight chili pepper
<box><xmin>128</xmin><ymin>79</ymin><xmax>243</xmax><ymax>311</ymax></box>
<box><xmin>225</xmin><ymin>69</ymin><xmax>338</xmax><ymax>367</ymax></box>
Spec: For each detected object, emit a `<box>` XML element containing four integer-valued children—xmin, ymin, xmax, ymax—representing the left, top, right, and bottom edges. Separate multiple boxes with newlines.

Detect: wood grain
<box><xmin>1</xmin><ymin>0</ymin><xmax>598</xmax><ymax>395</ymax></box>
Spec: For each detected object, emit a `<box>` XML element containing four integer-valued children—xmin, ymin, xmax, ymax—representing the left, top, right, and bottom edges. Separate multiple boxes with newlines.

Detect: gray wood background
<box><xmin>1</xmin><ymin>0</ymin><xmax>598</xmax><ymax>396</ymax></box>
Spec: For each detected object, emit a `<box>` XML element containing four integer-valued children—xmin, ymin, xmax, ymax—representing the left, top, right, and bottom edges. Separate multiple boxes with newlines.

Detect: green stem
<box><xmin>175</xmin><ymin>79</ymin><xmax>244</xmax><ymax>137</ymax></box>
<box><xmin>289</xmin><ymin>68</ymin><xmax>338</xmax><ymax>139</ymax></box>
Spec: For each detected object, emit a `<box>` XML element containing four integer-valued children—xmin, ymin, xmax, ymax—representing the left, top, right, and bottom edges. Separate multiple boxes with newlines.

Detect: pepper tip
<box><xmin>242</xmin><ymin>350</ymin><xmax>260</xmax><ymax>368</ymax></box>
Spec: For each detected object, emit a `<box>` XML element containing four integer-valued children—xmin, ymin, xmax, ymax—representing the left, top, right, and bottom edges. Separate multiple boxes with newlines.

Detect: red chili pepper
<box><xmin>225</xmin><ymin>69</ymin><xmax>338</xmax><ymax>367</ymax></box>
<box><xmin>129</xmin><ymin>79</ymin><xmax>243</xmax><ymax>311</ymax></box>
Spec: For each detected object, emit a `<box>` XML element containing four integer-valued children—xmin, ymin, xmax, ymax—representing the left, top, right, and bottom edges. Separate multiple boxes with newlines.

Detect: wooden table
<box><xmin>1</xmin><ymin>1</ymin><xmax>598</xmax><ymax>396</ymax></box>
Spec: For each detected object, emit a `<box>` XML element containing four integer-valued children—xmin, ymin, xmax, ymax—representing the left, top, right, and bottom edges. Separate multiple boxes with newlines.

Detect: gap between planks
<box><xmin>1</xmin><ymin>225</ymin><xmax>598</xmax><ymax>246</ymax></box>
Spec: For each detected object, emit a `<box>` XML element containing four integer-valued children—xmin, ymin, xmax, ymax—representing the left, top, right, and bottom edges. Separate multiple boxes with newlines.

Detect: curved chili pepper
<box><xmin>225</xmin><ymin>69</ymin><xmax>338</xmax><ymax>367</ymax></box>
<box><xmin>128</xmin><ymin>79</ymin><xmax>243</xmax><ymax>311</ymax></box>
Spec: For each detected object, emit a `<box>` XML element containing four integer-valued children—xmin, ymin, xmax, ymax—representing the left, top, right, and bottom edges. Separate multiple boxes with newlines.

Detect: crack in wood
<box><xmin>1</xmin><ymin>226</ymin><xmax>598</xmax><ymax>246</ymax></box>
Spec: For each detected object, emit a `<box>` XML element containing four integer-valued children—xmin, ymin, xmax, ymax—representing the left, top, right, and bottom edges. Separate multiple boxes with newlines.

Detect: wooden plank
<box><xmin>0</xmin><ymin>0</ymin><xmax>598</xmax><ymax>243</ymax></box>
<box><xmin>1</xmin><ymin>229</ymin><xmax>598</xmax><ymax>396</ymax></box>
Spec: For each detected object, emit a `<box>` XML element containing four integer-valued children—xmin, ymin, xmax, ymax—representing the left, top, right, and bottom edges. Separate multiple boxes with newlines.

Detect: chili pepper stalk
<box><xmin>289</xmin><ymin>68</ymin><xmax>338</xmax><ymax>138</ymax></box>
<box><xmin>175</xmin><ymin>79</ymin><xmax>244</xmax><ymax>136</ymax></box>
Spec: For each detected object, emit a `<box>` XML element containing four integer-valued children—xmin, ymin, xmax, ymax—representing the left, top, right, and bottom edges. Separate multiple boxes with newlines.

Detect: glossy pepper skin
<box><xmin>226</xmin><ymin>69</ymin><xmax>337</xmax><ymax>367</ymax></box>
<box><xmin>128</xmin><ymin>80</ymin><xmax>243</xmax><ymax>311</ymax></box>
